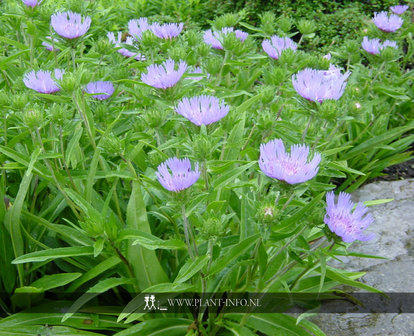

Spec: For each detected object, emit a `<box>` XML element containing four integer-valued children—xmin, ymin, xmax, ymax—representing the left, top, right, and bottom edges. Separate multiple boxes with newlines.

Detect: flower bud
<box><xmin>344</xmin><ymin>40</ymin><xmax>359</xmax><ymax>54</ymax></box>
<box><xmin>262</xmin><ymin>66</ymin><xmax>286</xmax><ymax>86</ymax></box>
<box><xmin>197</xmin><ymin>43</ymin><xmax>210</xmax><ymax>57</ymax></box>
<box><xmin>297</xmin><ymin>19</ymin><xmax>316</xmax><ymax>36</ymax></box>
<box><xmin>214</xmin><ymin>13</ymin><xmax>239</xmax><ymax>30</ymax></box>
<box><xmin>185</xmin><ymin>30</ymin><xmax>199</xmax><ymax>46</ymax></box>
<box><xmin>277</xmin><ymin>15</ymin><xmax>292</xmax><ymax>33</ymax></box>
<box><xmin>12</xmin><ymin>94</ymin><xmax>29</xmax><ymax>110</ymax></box>
<box><xmin>278</xmin><ymin>48</ymin><xmax>296</xmax><ymax>66</ymax></box>
<box><xmin>95</xmin><ymin>38</ymin><xmax>112</xmax><ymax>55</ymax></box>
<box><xmin>58</xmin><ymin>72</ymin><xmax>78</xmax><ymax>93</ymax></box>
<box><xmin>49</xmin><ymin>104</ymin><xmax>67</xmax><ymax>125</ymax></box>
<box><xmin>206</xmin><ymin>56</ymin><xmax>222</xmax><ymax>75</ymax></box>
<box><xmin>192</xmin><ymin>133</ymin><xmax>212</xmax><ymax>161</ymax></box>
<box><xmin>260</xmin><ymin>12</ymin><xmax>276</xmax><ymax>35</ymax></box>
<box><xmin>168</xmin><ymin>45</ymin><xmax>187</xmax><ymax>62</ymax></box>
<box><xmin>141</xmin><ymin>29</ymin><xmax>158</xmax><ymax>48</ymax></box>
<box><xmin>0</xmin><ymin>91</ymin><xmax>10</xmax><ymax>107</ymax></box>
<box><xmin>23</xmin><ymin>108</ymin><xmax>44</xmax><ymax>129</ymax></box>
<box><xmin>258</xmin><ymin>85</ymin><xmax>275</xmax><ymax>104</ymax></box>
<box><xmin>318</xmin><ymin>100</ymin><xmax>338</xmax><ymax>121</ymax></box>
<box><xmin>79</xmin><ymin>217</ymin><xmax>104</xmax><ymax>237</ymax></box>
<box><xmin>100</xmin><ymin>133</ymin><xmax>123</xmax><ymax>156</ymax></box>
<box><xmin>257</xmin><ymin>204</ymin><xmax>278</xmax><ymax>224</ymax></box>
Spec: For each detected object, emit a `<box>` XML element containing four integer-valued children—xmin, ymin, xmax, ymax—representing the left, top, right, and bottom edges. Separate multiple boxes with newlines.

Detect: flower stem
<box><xmin>181</xmin><ymin>204</ymin><xmax>195</xmax><ymax>260</ymax></box>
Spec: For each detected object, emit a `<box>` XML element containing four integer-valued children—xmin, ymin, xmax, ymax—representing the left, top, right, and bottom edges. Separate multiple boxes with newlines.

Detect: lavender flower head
<box><xmin>23</xmin><ymin>69</ymin><xmax>64</xmax><ymax>94</ymax></box>
<box><xmin>175</xmin><ymin>95</ymin><xmax>229</xmax><ymax>126</ymax></box>
<box><xmin>372</xmin><ymin>11</ymin><xmax>403</xmax><ymax>32</ymax></box>
<box><xmin>390</xmin><ymin>5</ymin><xmax>409</xmax><ymax>15</ymax></box>
<box><xmin>362</xmin><ymin>36</ymin><xmax>397</xmax><ymax>54</ymax></box>
<box><xmin>51</xmin><ymin>11</ymin><xmax>91</xmax><ymax>39</ymax></box>
<box><xmin>259</xmin><ymin>139</ymin><xmax>321</xmax><ymax>184</ymax></box>
<box><xmin>128</xmin><ymin>18</ymin><xmax>151</xmax><ymax>40</ymax></box>
<box><xmin>151</xmin><ymin>22</ymin><xmax>184</xmax><ymax>39</ymax></box>
<box><xmin>324</xmin><ymin>192</ymin><xmax>375</xmax><ymax>243</ymax></box>
<box><xmin>156</xmin><ymin>157</ymin><xmax>200</xmax><ymax>192</ymax></box>
<box><xmin>85</xmin><ymin>81</ymin><xmax>114</xmax><ymax>100</ymax></box>
<box><xmin>186</xmin><ymin>66</ymin><xmax>205</xmax><ymax>81</ymax></box>
<box><xmin>107</xmin><ymin>32</ymin><xmax>145</xmax><ymax>60</ymax></box>
<box><xmin>42</xmin><ymin>36</ymin><xmax>59</xmax><ymax>51</ymax></box>
<box><xmin>22</xmin><ymin>0</ymin><xmax>42</xmax><ymax>8</ymax></box>
<box><xmin>323</xmin><ymin>53</ymin><xmax>331</xmax><ymax>60</ymax></box>
<box><xmin>292</xmin><ymin>65</ymin><xmax>351</xmax><ymax>103</ymax></box>
<box><xmin>262</xmin><ymin>35</ymin><xmax>297</xmax><ymax>59</ymax></box>
<box><xmin>203</xmin><ymin>27</ymin><xmax>248</xmax><ymax>50</ymax></box>
<box><xmin>141</xmin><ymin>59</ymin><xmax>187</xmax><ymax>89</ymax></box>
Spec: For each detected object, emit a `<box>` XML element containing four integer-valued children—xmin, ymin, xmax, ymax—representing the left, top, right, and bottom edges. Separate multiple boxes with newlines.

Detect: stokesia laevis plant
<box><xmin>23</xmin><ymin>69</ymin><xmax>64</xmax><ymax>93</ymax></box>
<box><xmin>292</xmin><ymin>65</ymin><xmax>351</xmax><ymax>103</ymax></box>
<box><xmin>324</xmin><ymin>192</ymin><xmax>375</xmax><ymax>243</ymax></box>
<box><xmin>84</xmin><ymin>81</ymin><xmax>114</xmax><ymax>100</ymax></box>
<box><xmin>128</xmin><ymin>17</ymin><xmax>151</xmax><ymax>40</ymax></box>
<box><xmin>51</xmin><ymin>11</ymin><xmax>91</xmax><ymax>39</ymax></box>
<box><xmin>262</xmin><ymin>35</ymin><xmax>297</xmax><ymax>59</ymax></box>
<box><xmin>390</xmin><ymin>5</ymin><xmax>409</xmax><ymax>15</ymax></box>
<box><xmin>258</xmin><ymin>138</ymin><xmax>321</xmax><ymax>184</ymax></box>
<box><xmin>141</xmin><ymin>59</ymin><xmax>187</xmax><ymax>89</ymax></box>
<box><xmin>150</xmin><ymin>22</ymin><xmax>184</xmax><ymax>39</ymax></box>
<box><xmin>372</xmin><ymin>11</ymin><xmax>403</xmax><ymax>32</ymax></box>
<box><xmin>175</xmin><ymin>95</ymin><xmax>229</xmax><ymax>126</ymax></box>
<box><xmin>107</xmin><ymin>32</ymin><xmax>145</xmax><ymax>60</ymax></box>
<box><xmin>42</xmin><ymin>36</ymin><xmax>59</xmax><ymax>51</ymax></box>
<box><xmin>361</xmin><ymin>36</ymin><xmax>397</xmax><ymax>55</ymax></box>
<box><xmin>203</xmin><ymin>27</ymin><xmax>248</xmax><ymax>50</ymax></box>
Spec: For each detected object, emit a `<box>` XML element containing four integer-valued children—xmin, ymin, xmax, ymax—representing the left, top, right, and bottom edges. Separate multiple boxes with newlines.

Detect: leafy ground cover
<box><xmin>0</xmin><ymin>0</ymin><xmax>413</xmax><ymax>335</ymax></box>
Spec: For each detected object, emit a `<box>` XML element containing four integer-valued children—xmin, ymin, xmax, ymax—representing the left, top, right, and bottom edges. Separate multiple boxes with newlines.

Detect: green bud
<box><xmin>79</xmin><ymin>217</ymin><xmax>104</xmax><ymax>238</ymax></box>
<box><xmin>23</xmin><ymin>108</ymin><xmax>44</xmax><ymax>129</ymax></box>
<box><xmin>197</xmin><ymin>43</ymin><xmax>210</xmax><ymax>57</ymax></box>
<box><xmin>49</xmin><ymin>104</ymin><xmax>67</xmax><ymax>125</ymax></box>
<box><xmin>258</xmin><ymin>85</ymin><xmax>275</xmax><ymax>104</ymax></box>
<box><xmin>297</xmin><ymin>19</ymin><xmax>317</xmax><ymax>36</ymax></box>
<box><xmin>0</xmin><ymin>91</ymin><xmax>10</xmax><ymax>107</ymax></box>
<box><xmin>192</xmin><ymin>133</ymin><xmax>212</xmax><ymax>161</ymax></box>
<box><xmin>318</xmin><ymin>100</ymin><xmax>337</xmax><ymax>121</ymax></box>
<box><xmin>214</xmin><ymin>13</ymin><xmax>239</xmax><ymax>30</ymax></box>
<box><xmin>257</xmin><ymin>204</ymin><xmax>278</xmax><ymax>224</ymax></box>
<box><xmin>257</xmin><ymin>109</ymin><xmax>275</xmax><ymax>131</ymax></box>
<box><xmin>168</xmin><ymin>45</ymin><xmax>187</xmax><ymax>62</ymax></box>
<box><xmin>221</xmin><ymin>31</ymin><xmax>239</xmax><ymax>51</ymax></box>
<box><xmin>206</xmin><ymin>56</ymin><xmax>222</xmax><ymax>75</ymax></box>
<box><xmin>141</xmin><ymin>30</ymin><xmax>158</xmax><ymax>48</ymax></box>
<box><xmin>278</xmin><ymin>48</ymin><xmax>296</xmax><ymax>66</ymax></box>
<box><xmin>277</xmin><ymin>15</ymin><xmax>292</xmax><ymax>33</ymax></box>
<box><xmin>344</xmin><ymin>40</ymin><xmax>359</xmax><ymax>55</ymax></box>
<box><xmin>144</xmin><ymin>108</ymin><xmax>167</xmax><ymax>129</ymax></box>
<box><xmin>95</xmin><ymin>38</ymin><xmax>112</xmax><ymax>55</ymax></box>
<box><xmin>104</xmin><ymin>213</ymin><xmax>119</xmax><ymax>241</ymax></box>
<box><xmin>58</xmin><ymin>72</ymin><xmax>78</xmax><ymax>93</ymax></box>
<box><xmin>260</xmin><ymin>12</ymin><xmax>276</xmax><ymax>35</ymax></box>
<box><xmin>100</xmin><ymin>133</ymin><xmax>123</xmax><ymax>156</ymax></box>
<box><xmin>12</xmin><ymin>94</ymin><xmax>29</xmax><ymax>110</ymax></box>
<box><xmin>185</xmin><ymin>30</ymin><xmax>199</xmax><ymax>46</ymax></box>
<box><xmin>147</xmin><ymin>150</ymin><xmax>165</xmax><ymax>168</ymax></box>
<box><xmin>380</xmin><ymin>46</ymin><xmax>397</xmax><ymax>61</ymax></box>
<box><xmin>262</xmin><ymin>66</ymin><xmax>286</xmax><ymax>86</ymax></box>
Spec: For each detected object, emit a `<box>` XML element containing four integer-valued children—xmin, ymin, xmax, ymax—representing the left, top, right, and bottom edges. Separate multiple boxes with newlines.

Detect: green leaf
<box><xmin>12</xmin><ymin>246</ymin><xmax>94</xmax><ymax>264</ymax></box>
<box><xmin>0</xmin><ymin>326</ymin><xmax>106</xmax><ymax>336</ymax></box>
<box><xmin>67</xmin><ymin>256</ymin><xmax>121</xmax><ymax>292</ymax></box>
<box><xmin>325</xmin><ymin>268</ymin><xmax>383</xmax><ymax>293</ymax></box>
<box><xmin>212</xmin><ymin>161</ymin><xmax>256</xmax><ymax>189</ymax></box>
<box><xmin>113</xmin><ymin>318</ymin><xmax>192</xmax><ymax>336</ymax></box>
<box><xmin>126</xmin><ymin>181</ymin><xmax>168</xmax><ymax>290</ymax></box>
<box><xmin>174</xmin><ymin>255</ymin><xmax>209</xmax><ymax>283</ymax></box>
<box><xmin>223</xmin><ymin>321</ymin><xmax>257</xmax><ymax>336</ymax></box>
<box><xmin>117</xmin><ymin>229</ymin><xmax>186</xmax><ymax>250</ymax></box>
<box><xmin>31</xmin><ymin>273</ymin><xmax>81</xmax><ymax>291</ymax></box>
<box><xmin>209</xmin><ymin>234</ymin><xmax>260</xmax><ymax>276</ymax></box>
<box><xmin>62</xmin><ymin>277</ymin><xmax>134</xmax><ymax>322</ymax></box>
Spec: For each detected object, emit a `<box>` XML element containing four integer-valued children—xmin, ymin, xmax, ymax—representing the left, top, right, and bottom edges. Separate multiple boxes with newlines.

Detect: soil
<box><xmin>374</xmin><ymin>157</ymin><xmax>414</xmax><ymax>181</ymax></box>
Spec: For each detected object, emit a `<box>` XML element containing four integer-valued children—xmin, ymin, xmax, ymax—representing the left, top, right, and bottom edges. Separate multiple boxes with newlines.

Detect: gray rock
<box><xmin>311</xmin><ymin>179</ymin><xmax>414</xmax><ymax>336</ymax></box>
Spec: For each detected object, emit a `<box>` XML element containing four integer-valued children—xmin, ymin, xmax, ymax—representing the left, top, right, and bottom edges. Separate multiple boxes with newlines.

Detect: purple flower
<box><xmin>390</xmin><ymin>5</ymin><xmax>409</xmax><ymax>15</ymax></box>
<box><xmin>259</xmin><ymin>139</ymin><xmax>321</xmax><ymax>184</ymax></box>
<box><xmin>324</xmin><ymin>192</ymin><xmax>375</xmax><ymax>243</ymax></box>
<box><xmin>186</xmin><ymin>66</ymin><xmax>204</xmax><ymax>81</ymax></box>
<box><xmin>362</xmin><ymin>36</ymin><xmax>398</xmax><ymax>54</ymax></box>
<box><xmin>85</xmin><ymin>81</ymin><xmax>114</xmax><ymax>100</ymax></box>
<box><xmin>151</xmin><ymin>22</ymin><xmax>184</xmax><ymax>39</ymax></box>
<box><xmin>107</xmin><ymin>32</ymin><xmax>145</xmax><ymax>60</ymax></box>
<box><xmin>262</xmin><ymin>35</ymin><xmax>297</xmax><ymax>59</ymax></box>
<box><xmin>22</xmin><ymin>0</ymin><xmax>42</xmax><ymax>8</ymax></box>
<box><xmin>203</xmin><ymin>27</ymin><xmax>248</xmax><ymax>50</ymax></box>
<box><xmin>128</xmin><ymin>17</ymin><xmax>151</xmax><ymax>40</ymax></box>
<box><xmin>372</xmin><ymin>11</ymin><xmax>403</xmax><ymax>32</ymax></box>
<box><xmin>292</xmin><ymin>66</ymin><xmax>350</xmax><ymax>103</ymax></box>
<box><xmin>175</xmin><ymin>95</ymin><xmax>229</xmax><ymax>126</ymax></box>
<box><xmin>42</xmin><ymin>36</ymin><xmax>59</xmax><ymax>51</ymax></box>
<box><xmin>51</xmin><ymin>11</ymin><xmax>91</xmax><ymax>39</ymax></box>
<box><xmin>323</xmin><ymin>53</ymin><xmax>331</xmax><ymax>60</ymax></box>
<box><xmin>141</xmin><ymin>59</ymin><xmax>187</xmax><ymax>89</ymax></box>
<box><xmin>156</xmin><ymin>157</ymin><xmax>200</xmax><ymax>192</ymax></box>
<box><xmin>23</xmin><ymin>69</ymin><xmax>64</xmax><ymax>94</ymax></box>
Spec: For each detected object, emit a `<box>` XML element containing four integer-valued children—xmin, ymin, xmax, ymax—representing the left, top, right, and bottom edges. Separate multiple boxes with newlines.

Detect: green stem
<box><xmin>181</xmin><ymin>204</ymin><xmax>195</xmax><ymax>260</ymax></box>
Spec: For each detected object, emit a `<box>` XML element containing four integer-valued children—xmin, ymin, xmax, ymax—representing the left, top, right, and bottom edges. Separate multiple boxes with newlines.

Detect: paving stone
<box><xmin>311</xmin><ymin>179</ymin><xmax>414</xmax><ymax>336</ymax></box>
